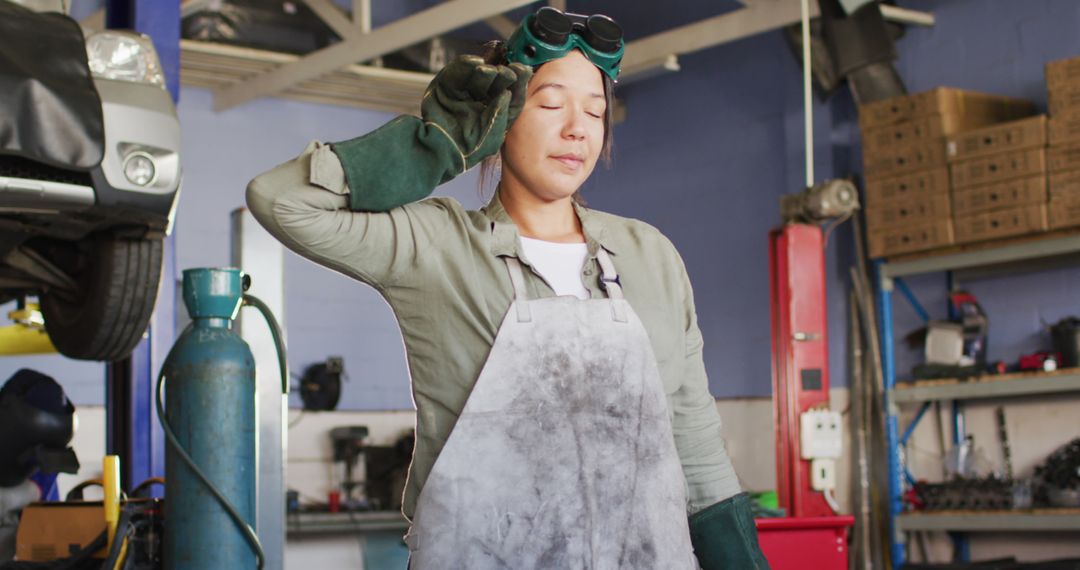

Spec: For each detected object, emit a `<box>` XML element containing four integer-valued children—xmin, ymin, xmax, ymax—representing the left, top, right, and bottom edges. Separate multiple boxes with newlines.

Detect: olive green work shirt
<box><xmin>246</xmin><ymin>142</ymin><xmax>742</xmax><ymax>520</ymax></box>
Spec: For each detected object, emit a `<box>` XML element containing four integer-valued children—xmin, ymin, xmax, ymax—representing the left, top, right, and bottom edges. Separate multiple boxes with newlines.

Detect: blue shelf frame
<box><xmin>872</xmin><ymin>232</ymin><xmax>1080</xmax><ymax>567</ymax></box>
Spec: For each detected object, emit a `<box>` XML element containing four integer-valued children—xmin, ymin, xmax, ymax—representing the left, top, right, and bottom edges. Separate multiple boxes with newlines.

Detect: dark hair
<box><xmin>478</xmin><ymin>40</ymin><xmax>616</xmax><ymax>200</ymax></box>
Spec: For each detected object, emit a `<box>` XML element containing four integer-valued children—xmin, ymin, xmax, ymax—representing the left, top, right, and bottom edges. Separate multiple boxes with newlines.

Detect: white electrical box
<box><xmin>800</xmin><ymin>409</ymin><xmax>843</xmax><ymax>459</ymax></box>
<box><xmin>810</xmin><ymin>458</ymin><xmax>837</xmax><ymax>491</ymax></box>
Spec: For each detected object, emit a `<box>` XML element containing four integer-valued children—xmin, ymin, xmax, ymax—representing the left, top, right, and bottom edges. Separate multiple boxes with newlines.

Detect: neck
<box><xmin>497</xmin><ymin>183</ymin><xmax>585</xmax><ymax>243</ymax></box>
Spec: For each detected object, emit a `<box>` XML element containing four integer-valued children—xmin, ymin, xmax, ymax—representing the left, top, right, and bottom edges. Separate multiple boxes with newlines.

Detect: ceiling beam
<box><xmin>302</xmin><ymin>0</ymin><xmax>360</xmax><ymax>41</ymax></box>
<box><xmin>623</xmin><ymin>0</ymin><xmax>933</xmax><ymax>71</ymax></box>
<box><xmin>622</xmin><ymin>1</ymin><xmax>819</xmax><ymax>71</ymax></box>
<box><xmin>213</xmin><ymin>0</ymin><xmax>534</xmax><ymax>111</ymax></box>
<box><xmin>484</xmin><ymin>14</ymin><xmax>517</xmax><ymax>39</ymax></box>
<box><xmin>880</xmin><ymin>4</ymin><xmax>935</xmax><ymax>26</ymax></box>
<box><xmin>620</xmin><ymin>54</ymin><xmax>680</xmax><ymax>85</ymax></box>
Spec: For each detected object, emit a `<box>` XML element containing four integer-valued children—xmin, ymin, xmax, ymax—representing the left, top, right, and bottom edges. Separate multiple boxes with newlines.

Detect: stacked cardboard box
<box><xmin>1046</xmin><ymin>56</ymin><xmax>1080</xmax><ymax>228</ymax></box>
<box><xmin>945</xmin><ymin>115</ymin><xmax>1049</xmax><ymax>244</ymax></box>
<box><xmin>859</xmin><ymin>88</ymin><xmax>1036</xmax><ymax>257</ymax></box>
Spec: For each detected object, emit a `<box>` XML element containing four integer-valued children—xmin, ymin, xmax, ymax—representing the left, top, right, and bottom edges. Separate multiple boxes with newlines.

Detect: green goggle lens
<box><xmin>505</xmin><ymin>8</ymin><xmax>624</xmax><ymax>81</ymax></box>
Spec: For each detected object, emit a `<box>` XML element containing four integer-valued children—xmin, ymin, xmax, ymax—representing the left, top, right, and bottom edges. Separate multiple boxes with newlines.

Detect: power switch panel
<box><xmin>800</xmin><ymin>409</ymin><xmax>843</xmax><ymax>459</ymax></box>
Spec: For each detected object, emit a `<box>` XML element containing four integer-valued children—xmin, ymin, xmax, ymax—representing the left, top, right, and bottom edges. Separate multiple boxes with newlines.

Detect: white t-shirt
<box><xmin>519</xmin><ymin>236</ymin><xmax>590</xmax><ymax>300</ymax></box>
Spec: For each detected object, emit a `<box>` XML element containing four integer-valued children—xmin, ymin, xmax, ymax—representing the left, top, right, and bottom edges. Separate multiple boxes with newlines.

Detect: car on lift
<box><xmin>0</xmin><ymin>0</ymin><xmax>181</xmax><ymax>361</ymax></box>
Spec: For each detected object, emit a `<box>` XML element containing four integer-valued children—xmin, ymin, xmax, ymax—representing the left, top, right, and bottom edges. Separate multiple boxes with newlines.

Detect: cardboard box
<box><xmin>864</xmin><ymin>139</ymin><xmax>948</xmax><ymax>178</ymax></box>
<box><xmin>864</xmin><ymin>168</ymin><xmax>951</xmax><ymax>206</ymax></box>
<box><xmin>1047</xmin><ymin>142</ymin><xmax>1080</xmax><ymax>172</ymax></box>
<box><xmin>950</xmin><ymin>148</ymin><xmax>1046</xmax><ymax>189</ymax></box>
<box><xmin>1049</xmin><ymin>113</ymin><xmax>1080</xmax><ymax>146</ymax></box>
<box><xmin>951</xmin><ymin>175</ymin><xmax>1047</xmax><ymax>217</ymax></box>
<box><xmin>865</xmin><ymin>193</ymin><xmax>951</xmax><ymax>229</ymax></box>
<box><xmin>1048</xmin><ymin>85</ymin><xmax>1080</xmax><ymax>116</ymax></box>
<box><xmin>1049</xmin><ymin>168</ymin><xmax>1080</xmax><ymax>200</ymax></box>
<box><xmin>867</xmin><ymin>219</ymin><xmax>954</xmax><ymax>258</ymax></box>
<box><xmin>1046</xmin><ymin>55</ymin><xmax>1080</xmax><ymax>90</ymax></box>
<box><xmin>15</xmin><ymin>502</ymin><xmax>107</xmax><ymax>561</ymax></box>
<box><xmin>1049</xmin><ymin>197</ymin><xmax>1080</xmax><ymax>229</ymax></box>
<box><xmin>953</xmin><ymin>204</ymin><xmax>1048</xmax><ymax>244</ymax></box>
<box><xmin>863</xmin><ymin>112</ymin><xmax>1039</xmax><ymax>158</ymax></box>
<box><xmin>858</xmin><ymin>87</ymin><xmax>1035</xmax><ymax>129</ymax></box>
<box><xmin>946</xmin><ymin>115</ymin><xmax>1047</xmax><ymax>162</ymax></box>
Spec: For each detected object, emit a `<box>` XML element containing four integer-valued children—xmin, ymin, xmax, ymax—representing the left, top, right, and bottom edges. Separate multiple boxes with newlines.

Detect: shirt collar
<box><xmin>482</xmin><ymin>191</ymin><xmax>616</xmax><ymax>259</ymax></box>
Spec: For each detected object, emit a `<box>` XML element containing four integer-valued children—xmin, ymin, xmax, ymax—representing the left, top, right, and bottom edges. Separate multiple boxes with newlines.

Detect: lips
<box><xmin>552</xmin><ymin>153</ymin><xmax>584</xmax><ymax>170</ymax></box>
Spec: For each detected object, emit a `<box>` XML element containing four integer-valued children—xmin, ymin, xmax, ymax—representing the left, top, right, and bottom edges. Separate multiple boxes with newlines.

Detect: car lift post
<box><xmin>102</xmin><ymin>0</ymin><xmax>178</xmax><ymax>515</ymax></box>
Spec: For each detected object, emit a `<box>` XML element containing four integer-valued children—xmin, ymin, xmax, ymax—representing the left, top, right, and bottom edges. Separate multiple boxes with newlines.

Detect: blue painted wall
<box><xmin>6</xmin><ymin>0</ymin><xmax>1080</xmax><ymax>409</ymax></box>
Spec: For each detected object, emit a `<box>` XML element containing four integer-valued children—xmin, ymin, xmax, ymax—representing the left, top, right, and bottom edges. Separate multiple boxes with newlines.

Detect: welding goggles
<box><xmin>505</xmin><ymin>7</ymin><xmax>624</xmax><ymax>81</ymax></box>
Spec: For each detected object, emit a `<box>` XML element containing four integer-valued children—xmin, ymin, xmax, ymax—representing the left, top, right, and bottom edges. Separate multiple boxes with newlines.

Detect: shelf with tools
<box><xmin>897</xmin><ymin>509</ymin><xmax>1080</xmax><ymax>532</ymax></box>
<box><xmin>880</xmin><ymin>229</ymin><xmax>1080</xmax><ymax>281</ymax></box>
<box><xmin>893</xmin><ymin>368</ymin><xmax>1080</xmax><ymax>403</ymax></box>
<box><xmin>875</xmin><ymin>231</ymin><xmax>1080</xmax><ymax>566</ymax></box>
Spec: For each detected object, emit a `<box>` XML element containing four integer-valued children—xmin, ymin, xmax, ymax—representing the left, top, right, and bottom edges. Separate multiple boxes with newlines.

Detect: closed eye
<box><xmin>540</xmin><ymin>105</ymin><xmax>562</xmax><ymax>110</ymax></box>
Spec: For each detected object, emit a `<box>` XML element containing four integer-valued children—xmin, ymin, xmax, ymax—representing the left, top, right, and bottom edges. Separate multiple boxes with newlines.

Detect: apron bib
<box><xmin>408</xmin><ymin>249</ymin><xmax>697</xmax><ymax>569</ymax></box>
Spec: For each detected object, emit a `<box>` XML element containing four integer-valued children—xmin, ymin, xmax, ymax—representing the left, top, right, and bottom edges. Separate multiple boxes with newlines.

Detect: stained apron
<box><xmin>407</xmin><ymin>248</ymin><xmax>698</xmax><ymax>569</ymax></box>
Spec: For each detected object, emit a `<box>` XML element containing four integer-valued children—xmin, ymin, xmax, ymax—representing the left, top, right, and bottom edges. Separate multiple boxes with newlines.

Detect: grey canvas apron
<box><xmin>407</xmin><ymin>248</ymin><xmax>698</xmax><ymax>569</ymax></box>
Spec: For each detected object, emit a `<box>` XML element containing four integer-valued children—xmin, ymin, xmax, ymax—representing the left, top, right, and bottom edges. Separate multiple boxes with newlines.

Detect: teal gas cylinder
<box><xmin>163</xmin><ymin>268</ymin><xmax>256</xmax><ymax>569</ymax></box>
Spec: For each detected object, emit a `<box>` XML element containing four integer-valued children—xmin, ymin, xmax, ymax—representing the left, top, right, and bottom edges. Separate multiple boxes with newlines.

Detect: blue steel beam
<box><xmin>894</xmin><ymin>277</ymin><xmax>930</xmax><ymax>323</ymax></box>
<box><xmin>875</xmin><ymin>259</ymin><xmax>905</xmax><ymax>568</ymax></box>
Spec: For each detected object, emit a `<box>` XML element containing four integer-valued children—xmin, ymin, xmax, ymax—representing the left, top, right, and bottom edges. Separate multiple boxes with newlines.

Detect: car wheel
<box><xmin>41</xmin><ymin>236</ymin><xmax>164</xmax><ymax>362</ymax></box>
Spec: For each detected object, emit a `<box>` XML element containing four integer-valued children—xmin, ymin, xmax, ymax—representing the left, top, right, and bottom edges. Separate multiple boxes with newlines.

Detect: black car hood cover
<box><xmin>0</xmin><ymin>1</ymin><xmax>104</xmax><ymax>170</ymax></box>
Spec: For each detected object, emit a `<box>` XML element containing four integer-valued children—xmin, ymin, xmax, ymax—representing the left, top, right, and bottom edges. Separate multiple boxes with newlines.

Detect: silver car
<box><xmin>0</xmin><ymin>0</ymin><xmax>181</xmax><ymax>361</ymax></box>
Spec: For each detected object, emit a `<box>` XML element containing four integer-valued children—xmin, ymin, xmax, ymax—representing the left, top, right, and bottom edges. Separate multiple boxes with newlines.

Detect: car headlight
<box><xmin>86</xmin><ymin>31</ymin><xmax>166</xmax><ymax>89</ymax></box>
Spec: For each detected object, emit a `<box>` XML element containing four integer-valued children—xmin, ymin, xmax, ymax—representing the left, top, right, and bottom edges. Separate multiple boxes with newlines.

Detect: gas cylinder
<box><xmin>163</xmin><ymin>268</ymin><xmax>256</xmax><ymax>569</ymax></box>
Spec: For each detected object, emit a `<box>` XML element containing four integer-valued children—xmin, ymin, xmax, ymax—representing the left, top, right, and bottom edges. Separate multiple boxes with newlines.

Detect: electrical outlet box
<box><xmin>811</xmin><ymin>458</ymin><xmax>837</xmax><ymax>491</ymax></box>
<box><xmin>800</xmin><ymin>409</ymin><xmax>843</xmax><ymax>459</ymax></box>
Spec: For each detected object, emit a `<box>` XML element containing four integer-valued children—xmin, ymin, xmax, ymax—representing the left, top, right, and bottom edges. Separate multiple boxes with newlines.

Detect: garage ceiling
<box><xmin>85</xmin><ymin>0</ymin><xmax>934</xmax><ymax>115</ymax></box>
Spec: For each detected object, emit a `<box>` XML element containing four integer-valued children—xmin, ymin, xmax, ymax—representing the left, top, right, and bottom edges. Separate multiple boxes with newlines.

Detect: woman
<box><xmin>248</xmin><ymin>8</ymin><xmax>767</xmax><ymax>568</ymax></box>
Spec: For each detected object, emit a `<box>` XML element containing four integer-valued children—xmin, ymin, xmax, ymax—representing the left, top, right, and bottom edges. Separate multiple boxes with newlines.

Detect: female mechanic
<box><xmin>247</xmin><ymin>7</ymin><xmax>767</xmax><ymax>569</ymax></box>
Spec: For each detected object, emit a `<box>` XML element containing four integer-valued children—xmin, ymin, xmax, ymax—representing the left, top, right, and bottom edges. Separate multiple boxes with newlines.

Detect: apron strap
<box><xmin>503</xmin><ymin>256</ymin><xmax>532</xmax><ymax>323</ymax></box>
<box><xmin>596</xmin><ymin>249</ymin><xmax>628</xmax><ymax>323</ymax></box>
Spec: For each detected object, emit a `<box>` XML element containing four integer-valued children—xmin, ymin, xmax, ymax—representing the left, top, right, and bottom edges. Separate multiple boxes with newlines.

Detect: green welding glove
<box><xmin>689</xmin><ymin>493</ymin><xmax>771</xmax><ymax>569</ymax></box>
<box><xmin>331</xmin><ymin>55</ymin><xmax>533</xmax><ymax>212</ymax></box>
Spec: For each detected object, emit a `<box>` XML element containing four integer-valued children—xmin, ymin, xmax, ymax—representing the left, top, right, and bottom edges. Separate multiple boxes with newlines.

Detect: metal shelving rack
<box><xmin>874</xmin><ymin>232</ymin><xmax>1080</xmax><ymax>568</ymax></box>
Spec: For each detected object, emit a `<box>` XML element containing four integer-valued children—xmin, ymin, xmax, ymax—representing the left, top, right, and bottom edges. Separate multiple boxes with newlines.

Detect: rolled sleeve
<box><xmin>245</xmin><ymin>141</ymin><xmax>458</xmax><ymax>290</ymax></box>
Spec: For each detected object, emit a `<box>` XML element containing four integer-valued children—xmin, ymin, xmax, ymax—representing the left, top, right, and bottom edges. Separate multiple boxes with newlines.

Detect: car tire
<box><xmin>41</xmin><ymin>236</ymin><xmax>164</xmax><ymax>362</ymax></box>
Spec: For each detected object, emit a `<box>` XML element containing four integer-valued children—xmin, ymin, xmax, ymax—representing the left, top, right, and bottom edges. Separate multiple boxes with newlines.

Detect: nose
<box><xmin>562</xmin><ymin>107</ymin><xmax>587</xmax><ymax>141</ymax></box>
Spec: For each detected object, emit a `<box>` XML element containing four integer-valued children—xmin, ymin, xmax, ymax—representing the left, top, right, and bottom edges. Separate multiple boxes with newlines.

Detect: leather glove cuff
<box><xmin>331</xmin><ymin>115</ymin><xmax>462</xmax><ymax>212</ymax></box>
<box><xmin>689</xmin><ymin>493</ymin><xmax>770</xmax><ymax>570</ymax></box>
